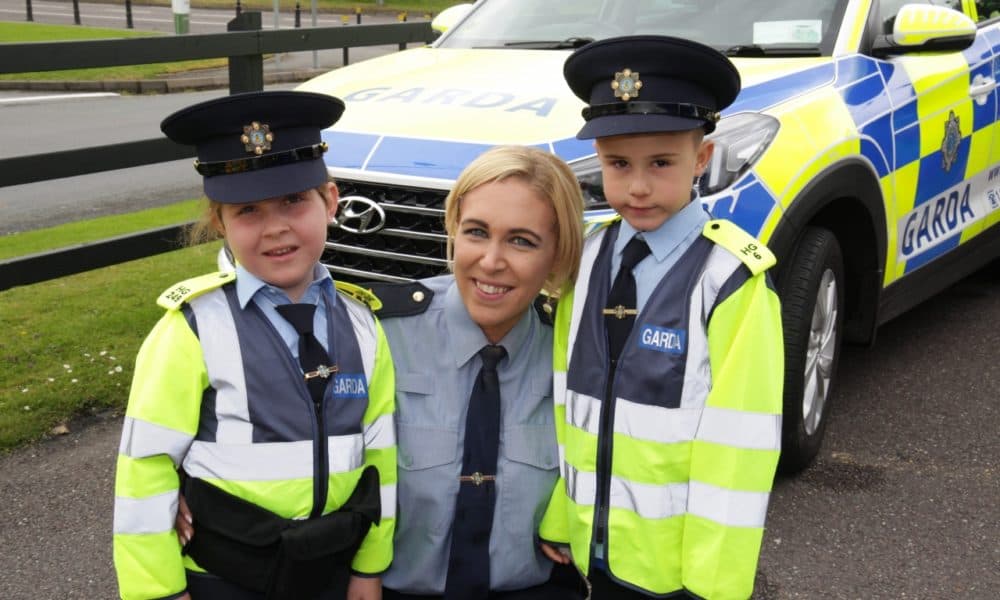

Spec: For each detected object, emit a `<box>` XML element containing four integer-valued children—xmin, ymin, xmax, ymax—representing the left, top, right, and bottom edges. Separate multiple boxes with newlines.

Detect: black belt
<box><xmin>183</xmin><ymin>465</ymin><xmax>381</xmax><ymax>600</ymax></box>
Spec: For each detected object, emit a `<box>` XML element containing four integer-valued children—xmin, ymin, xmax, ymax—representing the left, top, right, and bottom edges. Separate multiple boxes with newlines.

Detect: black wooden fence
<box><xmin>0</xmin><ymin>13</ymin><xmax>437</xmax><ymax>291</ymax></box>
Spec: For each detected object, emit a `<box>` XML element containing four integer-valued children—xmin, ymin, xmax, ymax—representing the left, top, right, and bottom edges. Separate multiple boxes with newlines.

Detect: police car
<box><xmin>295</xmin><ymin>0</ymin><xmax>1000</xmax><ymax>472</ymax></box>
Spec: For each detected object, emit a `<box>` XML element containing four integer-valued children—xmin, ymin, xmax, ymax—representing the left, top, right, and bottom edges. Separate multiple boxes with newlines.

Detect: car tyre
<box><xmin>777</xmin><ymin>227</ymin><xmax>845</xmax><ymax>474</ymax></box>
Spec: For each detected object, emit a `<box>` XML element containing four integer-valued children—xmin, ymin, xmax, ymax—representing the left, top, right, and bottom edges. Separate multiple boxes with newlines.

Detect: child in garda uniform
<box><xmin>112</xmin><ymin>91</ymin><xmax>395</xmax><ymax>600</ymax></box>
<box><xmin>538</xmin><ymin>36</ymin><xmax>784</xmax><ymax>600</ymax></box>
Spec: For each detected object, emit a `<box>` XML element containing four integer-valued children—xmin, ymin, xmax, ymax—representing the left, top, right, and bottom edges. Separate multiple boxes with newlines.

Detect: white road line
<box><xmin>0</xmin><ymin>92</ymin><xmax>120</xmax><ymax>104</ymax></box>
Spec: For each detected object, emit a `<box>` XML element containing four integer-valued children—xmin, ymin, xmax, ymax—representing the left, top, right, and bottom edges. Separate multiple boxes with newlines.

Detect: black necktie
<box><xmin>605</xmin><ymin>236</ymin><xmax>651</xmax><ymax>363</ymax></box>
<box><xmin>444</xmin><ymin>344</ymin><xmax>507</xmax><ymax>600</ymax></box>
<box><xmin>275</xmin><ymin>303</ymin><xmax>333</xmax><ymax>405</ymax></box>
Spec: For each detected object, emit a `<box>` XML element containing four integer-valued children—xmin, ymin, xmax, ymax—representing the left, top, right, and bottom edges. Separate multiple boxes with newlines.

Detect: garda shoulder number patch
<box><xmin>702</xmin><ymin>219</ymin><xmax>776</xmax><ymax>275</ymax></box>
<box><xmin>157</xmin><ymin>271</ymin><xmax>235</xmax><ymax>310</ymax></box>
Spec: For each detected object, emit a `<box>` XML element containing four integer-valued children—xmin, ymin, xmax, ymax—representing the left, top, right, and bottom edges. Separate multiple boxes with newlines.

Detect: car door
<box><xmin>877</xmin><ymin>0</ymin><xmax>998</xmax><ymax>280</ymax></box>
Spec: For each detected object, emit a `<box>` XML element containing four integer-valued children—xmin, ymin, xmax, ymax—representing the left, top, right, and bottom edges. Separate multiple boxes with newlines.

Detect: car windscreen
<box><xmin>436</xmin><ymin>0</ymin><xmax>848</xmax><ymax>56</ymax></box>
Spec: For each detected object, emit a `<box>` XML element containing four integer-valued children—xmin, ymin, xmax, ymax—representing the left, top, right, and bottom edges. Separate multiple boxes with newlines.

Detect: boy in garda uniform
<box><xmin>539</xmin><ymin>36</ymin><xmax>784</xmax><ymax>599</ymax></box>
<box><xmin>112</xmin><ymin>91</ymin><xmax>395</xmax><ymax>600</ymax></box>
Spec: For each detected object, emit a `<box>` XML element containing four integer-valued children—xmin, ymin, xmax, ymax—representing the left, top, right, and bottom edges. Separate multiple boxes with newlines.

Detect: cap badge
<box><xmin>241</xmin><ymin>121</ymin><xmax>273</xmax><ymax>155</ymax></box>
<box><xmin>612</xmin><ymin>69</ymin><xmax>642</xmax><ymax>102</ymax></box>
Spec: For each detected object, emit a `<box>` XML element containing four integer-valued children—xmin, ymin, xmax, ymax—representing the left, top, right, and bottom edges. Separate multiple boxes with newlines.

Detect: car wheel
<box><xmin>777</xmin><ymin>227</ymin><xmax>845</xmax><ymax>474</ymax></box>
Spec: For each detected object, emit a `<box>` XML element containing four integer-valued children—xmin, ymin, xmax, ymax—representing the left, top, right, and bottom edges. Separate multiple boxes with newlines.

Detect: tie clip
<box><xmin>458</xmin><ymin>472</ymin><xmax>496</xmax><ymax>486</ymax></box>
<box><xmin>304</xmin><ymin>364</ymin><xmax>338</xmax><ymax>381</ymax></box>
<box><xmin>603</xmin><ymin>305</ymin><xmax>637</xmax><ymax>319</ymax></box>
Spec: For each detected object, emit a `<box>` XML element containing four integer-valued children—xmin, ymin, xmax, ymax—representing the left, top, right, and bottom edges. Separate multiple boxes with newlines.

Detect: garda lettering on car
<box><xmin>897</xmin><ymin>178</ymin><xmax>989</xmax><ymax>262</ymax></box>
<box><xmin>342</xmin><ymin>87</ymin><xmax>558</xmax><ymax>117</ymax></box>
<box><xmin>333</xmin><ymin>374</ymin><xmax>368</xmax><ymax>399</ymax></box>
<box><xmin>638</xmin><ymin>325</ymin><xmax>687</xmax><ymax>355</ymax></box>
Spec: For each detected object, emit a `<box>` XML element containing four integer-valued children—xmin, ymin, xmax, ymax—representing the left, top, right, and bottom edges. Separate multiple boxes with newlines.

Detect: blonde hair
<box><xmin>443</xmin><ymin>145</ymin><xmax>584</xmax><ymax>295</ymax></box>
<box><xmin>184</xmin><ymin>184</ymin><xmax>335</xmax><ymax>248</ymax></box>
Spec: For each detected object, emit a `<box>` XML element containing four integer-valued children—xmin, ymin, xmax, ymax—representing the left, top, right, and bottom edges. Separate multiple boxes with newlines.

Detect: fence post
<box><xmin>72</xmin><ymin>0</ymin><xmax>81</xmax><ymax>24</ymax></box>
<box><xmin>125</xmin><ymin>0</ymin><xmax>133</xmax><ymax>28</ymax></box>
<box><xmin>294</xmin><ymin>2</ymin><xmax>301</xmax><ymax>28</ymax></box>
<box><xmin>25</xmin><ymin>0</ymin><xmax>32</xmax><ymax>21</ymax></box>
<box><xmin>172</xmin><ymin>0</ymin><xmax>190</xmax><ymax>34</ymax></box>
<box><xmin>341</xmin><ymin>14</ymin><xmax>350</xmax><ymax>66</ymax></box>
<box><xmin>227</xmin><ymin>11</ymin><xmax>264</xmax><ymax>94</ymax></box>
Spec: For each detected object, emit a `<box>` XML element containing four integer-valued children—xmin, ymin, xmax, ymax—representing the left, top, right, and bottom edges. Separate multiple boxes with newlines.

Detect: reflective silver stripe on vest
<box><xmin>696</xmin><ymin>406</ymin><xmax>781</xmax><ymax>450</ymax></box>
<box><xmin>380</xmin><ymin>483</ymin><xmax>397</xmax><ymax>519</ymax></box>
<box><xmin>565</xmin><ymin>464</ymin><xmax>769</xmax><ymax>527</ymax></box>
<box><xmin>364</xmin><ymin>413</ymin><xmax>395</xmax><ymax>451</ymax></box>
<box><xmin>679</xmin><ymin>246</ymin><xmax>740</xmax><ymax>409</ymax></box>
<box><xmin>184</xmin><ymin>434</ymin><xmax>363</xmax><ymax>480</ymax></box>
<box><xmin>118</xmin><ymin>416</ymin><xmax>193</xmax><ymax>464</ymax></box>
<box><xmin>565</xmin><ymin>464</ymin><xmax>687</xmax><ymax>519</ymax></box>
<box><xmin>568</xmin><ymin>230</ymin><xmax>606</xmax><ymax>367</ymax></box>
<box><xmin>113</xmin><ymin>491</ymin><xmax>178</xmax><ymax>534</ymax></box>
<box><xmin>189</xmin><ymin>289</ymin><xmax>252</xmax><ymax>444</ymax></box>
<box><xmin>342</xmin><ymin>296</ymin><xmax>377</xmax><ymax>383</ymax></box>
<box><xmin>553</xmin><ymin>371</ymin><xmax>567</xmax><ymax>408</ymax></box>
<box><xmin>566</xmin><ymin>389</ymin><xmax>603</xmax><ymax>435</ymax></box>
<box><xmin>688</xmin><ymin>480</ymin><xmax>769</xmax><ymax>528</ymax></box>
<box><xmin>614</xmin><ymin>399</ymin><xmax>701</xmax><ymax>443</ymax></box>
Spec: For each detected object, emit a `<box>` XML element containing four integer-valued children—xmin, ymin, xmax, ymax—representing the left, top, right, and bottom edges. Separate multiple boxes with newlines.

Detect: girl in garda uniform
<box><xmin>112</xmin><ymin>91</ymin><xmax>395</xmax><ymax>600</ymax></box>
<box><xmin>372</xmin><ymin>145</ymin><xmax>585</xmax><ymax>600</ymax></box>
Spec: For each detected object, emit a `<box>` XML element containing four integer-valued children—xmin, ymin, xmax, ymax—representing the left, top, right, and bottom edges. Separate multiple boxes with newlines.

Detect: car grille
<box><xmin>322</xmin><ymin>179</ymin><xmax>450</xmax><ymax>283</ymax></box>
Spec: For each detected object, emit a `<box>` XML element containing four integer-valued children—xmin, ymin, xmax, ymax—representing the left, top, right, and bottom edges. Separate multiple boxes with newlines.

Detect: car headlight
<box><xmin>699</xmin><ymin>113</ymin><xmax>780</xmax><ymax>196</ymax></box>
<box><xmin>568</xmin><ymin>154</ymin><xmax>609</xmax><ymax>209</ymax></box>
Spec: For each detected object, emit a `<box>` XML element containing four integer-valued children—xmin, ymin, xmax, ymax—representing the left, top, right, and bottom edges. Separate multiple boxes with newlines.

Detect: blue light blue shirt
<box><xmin>234</xmin><ymin>263</ymin><xmax>336</xmax><ymax>360</ymax></box>
<box><xmin>611</xmin><ymin>197</ymin><xmax>710</xmax><ymax>313</ymax></box>
<box><xmin>379</xmin><ymin>275</ymin><xmax>559</xmax><ymax>594</ymax></box>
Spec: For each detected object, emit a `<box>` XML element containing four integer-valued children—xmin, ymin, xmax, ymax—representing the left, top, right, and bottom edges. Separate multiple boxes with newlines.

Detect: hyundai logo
<box><xmin>333</xmin><ymin>196</ymin><xmax>386</xmax><ymax>234</ymax></box>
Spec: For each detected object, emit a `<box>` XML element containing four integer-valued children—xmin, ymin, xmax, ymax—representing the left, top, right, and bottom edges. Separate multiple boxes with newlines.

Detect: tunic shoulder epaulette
<box><xmin>335</xmin><ymin>280</ymin><xmax>383</xmax><ymax>312</ymax></box>
<box><xmin>533</xmin><ymin>293</ymin><xmax>556</xmax><ymax>327</ymax></box>
<box><xmin>157</xmin><ymin>270</ymin><xmax>236</xmax><ymax>310</ymax></box>
<box><xmin>701</xmin><ymin>219</ymin><xmax>776</xmax><ymax>275</ymax></box>
<box><xmin>366</xmin><ymin>281</ymin><xmax>434</xmax><ymax>319</ymax></box>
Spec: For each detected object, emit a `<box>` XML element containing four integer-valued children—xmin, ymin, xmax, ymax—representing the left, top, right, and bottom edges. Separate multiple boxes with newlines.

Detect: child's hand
<box><xmin>175</xmin><ymin>493</ymin><xmax>194</xmax><ymax>546</ymax></box>
<box><xmin>347</xmin><ymin>575</ymin><xmax>382</xmax><ymax>600</ymax></box>
<box><xmin>540</xmin><ymin>541</ymin><xmax>572</xmax><ymax>564</ymax></box>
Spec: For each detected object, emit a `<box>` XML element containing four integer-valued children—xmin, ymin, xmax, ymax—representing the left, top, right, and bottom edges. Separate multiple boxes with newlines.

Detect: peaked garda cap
<box><xmin>564</xmin><ymin>35</ymin><xmax>740</xmax><ymax>139</ymax></box>
<box><xmin>160</xmin><ymin>90</ymin><xmax>345</xmax><ymax>203</ymax></box>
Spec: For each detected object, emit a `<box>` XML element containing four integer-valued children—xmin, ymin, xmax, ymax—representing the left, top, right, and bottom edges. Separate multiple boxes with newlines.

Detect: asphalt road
<box><xmin>0</xmin><ymin>263</ymin><xmax>997</xmax><ymax>599</ymax></box>
<box><xmin>1</xmin><ymin>90</ymin><xmax>230</xmax><ymax>234</ymax></box>
<box><xmin>0</xmin><ymin>1</ymin><xmax>418</xmax><ymax>235</ymax></box>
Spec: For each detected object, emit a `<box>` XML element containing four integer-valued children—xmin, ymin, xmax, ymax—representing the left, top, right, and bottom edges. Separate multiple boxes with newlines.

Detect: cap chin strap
<box><xmin>583</xmin><ymin>101</ymin><xmax>720</xmax><ymax>125</ymax></box>
<box><xmin>194</xmin><ymin>143</ymin><xmax>328</xmax><ymax>177</ymax></box>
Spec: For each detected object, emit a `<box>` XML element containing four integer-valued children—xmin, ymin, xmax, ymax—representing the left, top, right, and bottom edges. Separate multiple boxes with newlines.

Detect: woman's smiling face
<box><xmin>452</xmin><ymin>177</ymin><xmax>558</xmax><ymax>343</ymax></box>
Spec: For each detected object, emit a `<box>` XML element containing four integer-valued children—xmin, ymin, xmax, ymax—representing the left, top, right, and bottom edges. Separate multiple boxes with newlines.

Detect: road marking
<box><xmin>0</xmin><ymin>93</ymin><xmax>120</xmax><ymax>105</ymax></box>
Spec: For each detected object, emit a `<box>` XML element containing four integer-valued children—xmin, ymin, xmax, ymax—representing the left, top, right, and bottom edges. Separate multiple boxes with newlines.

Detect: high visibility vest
<box><xmin>113</xmin><ymin>272</ymin><xmax>396</xmax><ymax>600</ymax></box>
<box><xmin>540</xmin><ymin>219</ymin><xmax>783</xmax><ymax>599</ymax></box>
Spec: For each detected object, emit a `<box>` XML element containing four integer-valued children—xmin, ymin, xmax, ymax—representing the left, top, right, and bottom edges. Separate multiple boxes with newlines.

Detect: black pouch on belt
<box><xmin>184</xmin><ymin>465</ymin><xmax>381</xmax><ymax>600</ymax></box>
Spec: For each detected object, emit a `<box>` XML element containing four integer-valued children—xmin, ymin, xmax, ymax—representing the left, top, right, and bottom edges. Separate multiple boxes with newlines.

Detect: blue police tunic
<box><xmin>379</xmin><ymin>275</ymin><xmax>560</xmax><ymax>594</ymax></box>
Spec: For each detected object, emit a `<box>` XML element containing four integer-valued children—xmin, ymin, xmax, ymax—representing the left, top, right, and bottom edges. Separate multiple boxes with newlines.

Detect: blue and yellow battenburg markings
<box><xmin>321</xmin><ymin>21</ymin><xmax>1000</xmax><ymax>279</ymax></box>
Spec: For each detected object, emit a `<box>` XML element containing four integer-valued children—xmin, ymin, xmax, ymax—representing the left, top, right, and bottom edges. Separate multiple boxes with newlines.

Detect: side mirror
<box><xmin>431</xmin><ymin>3</ymin><xmax>474</xmax><ymax>34</ymax></box>
<box><xmin>872</xmin><ymin>4</ymin><xmax>976</xmax><ymax>57</ymax></box>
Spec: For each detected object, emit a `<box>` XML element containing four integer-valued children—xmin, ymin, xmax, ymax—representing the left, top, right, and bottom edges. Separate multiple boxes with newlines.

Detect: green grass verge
<box><xmin>0</xmin><ymin>200</ymin><xmax>204</xmax><ymax>260</ymax></box>
<box><xmin>0</xmin><ymin>21</ymin><xmax>228</xmax><ymax>80</ymax></box>
<box><xmin>0</xmin><ymin>242</ymin><xmax>218</xmax><ymax>451</ymax></box>
<box><xmin>0</xmin><ymin>199</ymin><xmax>216</xmax><ymax>451</ymax></box>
